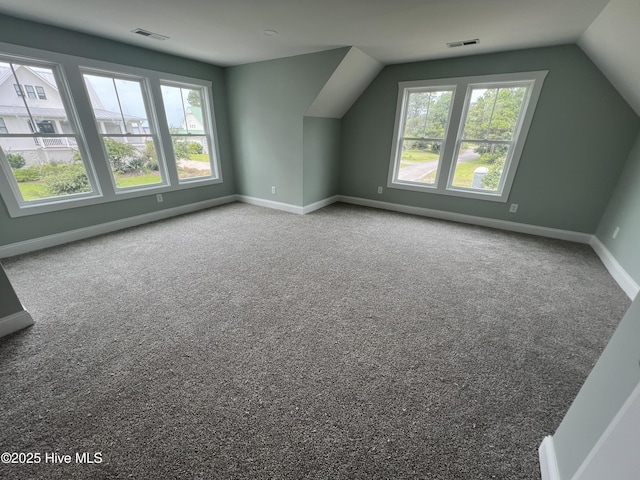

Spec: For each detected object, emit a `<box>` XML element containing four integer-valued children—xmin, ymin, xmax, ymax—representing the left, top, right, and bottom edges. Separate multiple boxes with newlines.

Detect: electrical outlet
<box><xmin>377</xmin><ymin>186</ymin><xmax>383</xmax><ymax>194</ymax></box>
<box><xmin>271</xmin><ymin>186</ymin><xmax>276</xmax><ymax>195</ymax></box>
<box><xmin>509</xmin><ymin>203</ymin><xmax>518</xmax><ymax>213</ymax></box>
<box><xmin>156</xmin><ymin>194</ymin><xmax>163</xmax><ymax>203</ymax></box>
<box><xmin>613</xmin><ymin>226</ymin><xmax>620</xmax><ymax>239</ymax></box>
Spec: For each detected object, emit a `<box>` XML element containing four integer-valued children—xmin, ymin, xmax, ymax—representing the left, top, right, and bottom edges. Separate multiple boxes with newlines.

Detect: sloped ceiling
<box><xmin>306</xmin><ymin>48</ymin><xmax>383</xmax><ymax>119</ymax></box>
<box><xmin>579</xmin><ymin>0</ymin><xmax>640</xmax><ymax>117</ymax></box>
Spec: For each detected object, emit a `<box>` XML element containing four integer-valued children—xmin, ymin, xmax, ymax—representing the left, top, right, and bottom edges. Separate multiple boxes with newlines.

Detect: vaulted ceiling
<box><xmin>0</xmin><ymin>0</ymin><xmax>638</xmax><ymax>115</ymax></box>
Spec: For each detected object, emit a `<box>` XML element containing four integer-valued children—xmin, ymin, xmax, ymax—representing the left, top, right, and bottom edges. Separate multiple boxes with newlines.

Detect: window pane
<box><xmin>83</xmin><ymin>74</ymin><xmax>150</xmax><ymax>135</ymax></box>
<box><xmin>1</xmin><ymin>138</ymin><xmax>91</xmax><ymax>202</ymax></box>
<box><xmin>403</xmin><ymin>90</ymin><xmax>452</xmax><ymax>139</ymax></box>
<box><xmin>24</xmin><ymin>85</ymin><xmax>36</xmax><ymax>99</ymax></box>
<box><xmin>450</xmin><ymin>142</ymin><xmax>509</xmax><ymax>191</ymax></box>
<box><xmin>172</xmin><ymin>136</ymin><xmax>212</xmax><ymax>179</ymax></box>
<box><xmin>0</xmin><ymin>61</ymin><xmax>95</xmax><ymax>203</ymax></box>
<box><xmin>0</xmin><ymin>63</ymin><xmax>73</xmax><ymax>134</ymax></box>
<box><xmin>462</xmin><ymin>86</ymin><xmax>527</xmax><ymax>141</ymax></box>
<box><xmin>395</xmin><ymin>88</ymin><xmax>452</xmax><ymax>185</ymax></box>
<box><xmin>102</xmin><ymin>136</ymin><xmax>161</xmax><ymax>188</ymax></box>
<box><xmin>161</xmin><ymin>83</ymin><xmax>217</xmax><ymax>182</ymax></box>
<box><xmin>397</xmin><ymin>139</ymin><xmax>442</xmax><ymax>184</ymax></box>
<box><xmin>160</xmin><ymin>85</ymin><xmax>204</xmax><ymax>132</ymax></box>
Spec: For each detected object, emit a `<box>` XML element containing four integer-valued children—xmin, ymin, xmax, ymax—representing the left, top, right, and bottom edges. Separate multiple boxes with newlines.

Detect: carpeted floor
<box><xmin>0</xmin><ymin>202</ymin><xmax>630</xmax><ymax>479</ymax></box>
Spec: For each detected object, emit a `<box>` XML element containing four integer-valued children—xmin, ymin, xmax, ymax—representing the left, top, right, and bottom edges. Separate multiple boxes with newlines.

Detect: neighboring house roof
<box><xmin>0</xmin><ymin>65</ymin><xmax>58</xmax><ymax>90</ymax></box>
<box><xmin>175</xmin><ymin>106</ymin><xmax>205</xmax><ymax>134</ymax></box>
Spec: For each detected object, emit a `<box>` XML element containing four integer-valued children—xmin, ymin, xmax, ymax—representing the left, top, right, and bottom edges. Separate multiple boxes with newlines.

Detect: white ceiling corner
<box><xmin>306</xmin><ymin>47</ymin><xmax>383</xmax><ymax>119</ymax></box>
<box><xmin>578</xmin><ymin>0</ymin><xmax>640</xmax><ymax>117</ymax></box>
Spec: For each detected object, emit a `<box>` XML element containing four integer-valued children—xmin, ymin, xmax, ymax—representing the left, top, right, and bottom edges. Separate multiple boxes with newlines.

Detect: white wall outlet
<box><xmin>271</xmin><ymin>186</ymin><xmax>276</xmax><ymax>195</ymax></box>
<box><xmin>156</xmin><ymin>194</ymin><xmax>163</xmax><ymax>203</ymax></box>
<box><xmin>509</xmin><ymin>203</ymin><xmax>518</xmax><ymax>213</ymax></box>
<box><xmin>613</xmin><ymin>226</ymin><xmax>620</xmax><ymax>239</ymax></box>
<box><xmin>377</xmin><ymin>186</ymin><xmax>383</xmax><ymax>194</ymax></box>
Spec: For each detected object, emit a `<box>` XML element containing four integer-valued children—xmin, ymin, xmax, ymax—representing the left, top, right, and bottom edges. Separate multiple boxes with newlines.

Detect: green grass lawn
<box><xmin>17</xmin><ymin>182</ymin><xmax>50</xmax><ymax>201</ymax></box>
<box><xmin>115</xmin><ymin>173</ymin><xmax>162</xmax><ymax>188</ymax></box>
<box><xmin>400</xmin><ymin>148</ymin><xmax>439</xmax><ymax>167</ymax></box>
<box><xmin>451</xmin><ymin>158</ymin><xmax>497</xmax><ymax>189</ymax></box>
<box><xmin>16</xmin><ymin>171</ymin><xmax>163</xmax><ymax>201</ymax></box>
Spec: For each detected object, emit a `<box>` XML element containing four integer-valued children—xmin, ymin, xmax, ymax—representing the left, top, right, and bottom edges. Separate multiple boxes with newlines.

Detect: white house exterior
<box><xmin>0</xmin><ymin>64</ymin><xmax>144</xmax><ymax>166</ymax></box>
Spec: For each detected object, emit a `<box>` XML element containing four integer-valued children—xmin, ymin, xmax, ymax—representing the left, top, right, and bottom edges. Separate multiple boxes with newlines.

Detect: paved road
<box><xmin>397</xmin><ymin>148</ymin><xmax>480</xmax><ymax>182</ymax></box>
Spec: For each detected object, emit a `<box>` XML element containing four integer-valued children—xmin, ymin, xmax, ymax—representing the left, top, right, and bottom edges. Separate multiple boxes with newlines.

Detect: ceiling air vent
<box><xmin>131</xmin><ymin>28</ymin><xmax>169</xmax><ymax>41</ymax></box>
<box><xmin>446</xmin><ymin>38</ymin><xmax>479</xmax><ymax>48</ymax></box>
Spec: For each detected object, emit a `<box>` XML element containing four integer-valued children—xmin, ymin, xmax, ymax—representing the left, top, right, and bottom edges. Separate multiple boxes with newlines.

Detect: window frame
<box><xmin>388</xmin><ymin>71</ymin><xmax>547</xmax><ymax>202</ymax></box>
<box><xmin>35</xmin><ymin>85</ymin><xmax>46</xmax><ymax>100</ymax></box>
<box><xmin>0</xmin><ymin>41</ymin><xmax>224</xmax><ymax>218</ymax></box>
<box><xmin>159</xmin><ymin>80</ymin><xmax>222</xmax><ymax>184</ymax></box>
<box><xmin>24</xmin><ymin>84</ymin><xmax>36</xmax><ymax>99</ymax></box>
<box><xmin>0</xmin><ymin>53</ymin><xmax>102</xmax><ymax>211</ymax></box>
<box><xmin>80</xmin><ymin>67</ymin><xmax>171</xmax><ymax>193</ymax></box>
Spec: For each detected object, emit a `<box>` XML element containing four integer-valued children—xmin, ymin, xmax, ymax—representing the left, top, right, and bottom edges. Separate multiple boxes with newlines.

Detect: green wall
<box><xmin>595</xmin><ymin>131</ymin><xmax>640</xmax><ymax>286</ymax></box>
<box><xmin>226</xmin><ymin>48</ymin><xmax>348</xmax><ymax>207</ymax></box>
<box><xmin>0</xmin><ymin>264</ymin><xmax>23</xmax><ymax>319</ymax></box>
<box><xmin>339</xmin><ymin>45</ymin><xmax>640</xmax><ymax>233</ymax></box>
<box><xmin>0</xmin><ymin>14</ymin><xmax>236</xmax><ymax>247</ymax></box>
<box><xmin>303</xmin><ymin>117</ymin><xmax>341</xmax><ymax>205</ymax></box>
<box><xmin>552</xmin><ymin>295</ymin><xmax>640</xmax><ymax>479</ymax></box>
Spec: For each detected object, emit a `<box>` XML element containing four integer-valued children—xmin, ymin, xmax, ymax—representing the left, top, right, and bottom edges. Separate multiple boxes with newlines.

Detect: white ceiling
<box><xmin>0</xmin><ymin>0</ymin><xmax>612</xmax><ymax>67</ymax></box>
<box><xmin>2</xmin><ymin>0</ymin><xmax>639</xmax><ymax>117</ymax></box>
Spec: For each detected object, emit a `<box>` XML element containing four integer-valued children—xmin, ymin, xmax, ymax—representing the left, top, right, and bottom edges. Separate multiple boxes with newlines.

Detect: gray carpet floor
<box><xmin>0</xmin><ymin>202</ymin><xmax>630</xmax><ymax>479</ymax></box>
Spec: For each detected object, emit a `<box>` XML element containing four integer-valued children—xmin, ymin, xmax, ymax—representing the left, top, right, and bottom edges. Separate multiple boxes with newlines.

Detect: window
<box><xmin>160</xmin><ymin>82</ymin><xmax>220</xmax><ymax>182</ymax></box>
<box><xmin>0</xmin><ymin>45</ymin><xmax>223</xmax><ymax>217</ymax></box>
<box><xmin>82</xmin><ymin>70</ymin><xmax>167</xmax><ymax>190</ymax></box>
<box><xmin>388</xmin><ymin>71</ymin><xmax>547</xmax><ymax>202</ymax></box>
<box><xmin>0</xmin><ymin>59</ymin><xmax>99</xmax><ymax>206</ymax></box>
<box><xmin>24</xmin><ymin>84</ymin><xmax>36</xmax><ymax>99</ymax></box>
<box><xmin>35</xmin><ymin>85</ymin><xmax>46</xmax><ymax>99</ymax></box>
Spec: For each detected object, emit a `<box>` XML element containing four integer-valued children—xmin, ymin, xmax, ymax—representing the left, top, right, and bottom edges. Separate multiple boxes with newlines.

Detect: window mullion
<box><xmin>436</xmin><ymin>83</ymin><xmax>465</xmax><ymax>192</ymax></box>
<box><xmin>148</xmin><ymin>77</ymin><xmax>180</xmax><ymax>187</ymax></box>
<box><xmin>62</xmin><ymin>62</ymin><xmax>116</xmax><ymax>199</ymax></box>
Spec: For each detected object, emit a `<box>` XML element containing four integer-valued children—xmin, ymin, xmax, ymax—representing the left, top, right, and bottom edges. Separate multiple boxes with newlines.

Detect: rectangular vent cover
<box><xmin>446</xmin><ymin>38</ymin><xmax>480</xmax><ymax>48</ymax></box>
<box><xmin>131</xmin><ymin>28</ymin><xmax>169</xmax><ymax>41</ymax></box>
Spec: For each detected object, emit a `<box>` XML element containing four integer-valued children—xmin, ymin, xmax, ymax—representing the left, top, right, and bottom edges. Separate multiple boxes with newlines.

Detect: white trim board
<box><xmin>0</xmin><ymin>195</ymin><xmax>237</xmax><ymax>259</ymax></box>
<box><xmin>569</xmin><ymin>380</ymin><xmax>640</xmax><ymax>480</ymax></box>
<box><xmin>539</xmin><ymin>436</ymin><xmax>561</xmax><ymax>480</ymax></box>
<box><xmin>236</xmin><ymin>195</ymin><xmax>304</xmax><ymax>215</ymax></box>
<box><xmin>589</xmin><ymin>236</ymin><xmax>639</xmax><ymax>300</ymax></box>
<box><xmin>0</xmin><ymin>310</ymin><xmax>34</xmax><ymax>339</ymax></box>
<box><xmin>302</xmin><ymin>196</ymin><xmax>340</xmax><ymax>214</ymax></box>
<box><xmin>336</xmin><ymin>195</ymin><xmax>593</xmax><ymax>244</ymax></box>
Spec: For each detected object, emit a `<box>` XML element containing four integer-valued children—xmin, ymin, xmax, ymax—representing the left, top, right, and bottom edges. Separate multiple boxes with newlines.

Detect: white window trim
<box><xmin>80</xmin><ymin>67</ymin><xmax>172</xmax><ymax>194</ymax></box>
<box><xmin>387</xmin><ymin>71</ymin><xmax>548</xmax><ymax>203</ymax></box>
<box><xmin>159</xmin><ymin>79</ymin><xmax>222</xmax><ymax>184</ymax></box>
<box><xmin>0</xmin><ymin>41</ymin><xmax>224</xmax><ymax>218</ymax></box>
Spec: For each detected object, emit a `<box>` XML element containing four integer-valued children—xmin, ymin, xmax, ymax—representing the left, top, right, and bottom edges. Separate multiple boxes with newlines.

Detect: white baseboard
<box><xmin>302</xmin><ymin>195</ymin><xmax>340</xmax><ymax>214</ymax></box>
<box><xmin>336</xmin><ymin>195</ymin><xmax>593</xmax><ymax>244</ymax></box>
<box><xmin>589</xmin><ymin>236</ymin><xmax>639</xmax><ymax>301</ymax></box>
<box><xmin>539</xmin><ymin>436</ymin><xmax>561</xmax><ymax>480</ymax></box>
<box><xmin>0</xmin><ymin>309</ymin><xmax>34</xmax><ymax>338</ymax></box>
<box><xmin>0</xmin><ymin>195</ymin><xmax>237</xmax><ymax>259</ymax></box>
<box><xmin>236</xmin><ymin>195</ymin><xmax>304</xmax><ymax>214</ymax></box>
